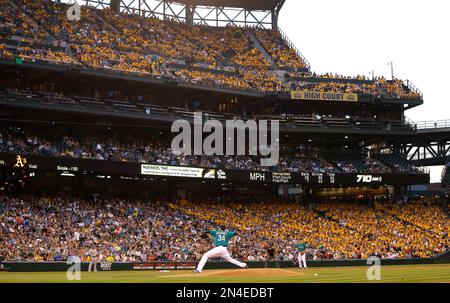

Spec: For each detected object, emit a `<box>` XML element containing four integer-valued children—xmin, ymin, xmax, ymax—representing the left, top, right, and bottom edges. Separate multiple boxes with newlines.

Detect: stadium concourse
<box><xmin>0</xmin><ymin>124</ymin><xmax>420</xmax><ymax>173</ymax></box>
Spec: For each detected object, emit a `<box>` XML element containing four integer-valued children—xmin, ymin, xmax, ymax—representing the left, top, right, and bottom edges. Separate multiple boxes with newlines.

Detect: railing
<box><xmin>414</xmin><ymin>119</ymin><xmax>450</xmax><ymax>130</ymax></box>
<box><xmin>403</xmin><ymin>79</ymin><xmax>423</xmax><ymax>98</ymax></box>
<box><xmin>277</xmin><ymin>27</ymin><xmax>311</xmax><ymax>71</ymax></box>
<box><xmin>404</xmin><ymin>117</ymin><xmax>417</xmax><ymax>129</ymax></box>
<box><xmin>418</xmin><ymin>166</ymin><xmax>430</xmax><ymax>174</ymax></box>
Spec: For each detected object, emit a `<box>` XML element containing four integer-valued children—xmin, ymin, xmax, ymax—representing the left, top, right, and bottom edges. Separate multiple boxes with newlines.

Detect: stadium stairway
<box><xmin>312</xmin><ymin>207</ymin><xmax>360</xmax><ymax>233</ymax></box>
<box><xmin>442</xmin><ymin>169</ymin><xmax>450</xmax><ymax>185</ymax></box>
<box><xmin>375</xmin><ymin>154</ymin><xmax>416</xmax><ymax>173</ymax></box>
<box><xmin>246</xmin><ymin>30</ymin><xmax>277</xmax><ymax>69</ymax></box>
<box><xmin>442</xmin><ymin>157</ymin><xmax>450</xmax><ymax>185</ymax></box>
<box><xmin>377</xmin><ymin>208</ymin><xmax>439</xmax><ymax>236</ymax></box>
<box><xmin>91</xmin><ymin>8</ymin><xmax>121</xmax><ymax>35</ymax></box>
<box><xmin>319</xmin><ymin>157</ymin><xmax>337</xmax><ymax>170</ymax></box>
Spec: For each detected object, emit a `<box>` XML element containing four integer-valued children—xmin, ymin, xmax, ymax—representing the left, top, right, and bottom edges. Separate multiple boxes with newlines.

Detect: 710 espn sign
<box><xmin>249</xmin><ymin>172</ymin><xmax>267</xmax><ymax>182</ymax></box>
<box><xmin>356</xmin><ymin>175</ymin><xmax>383</xmax><ymax>183</ymax></box>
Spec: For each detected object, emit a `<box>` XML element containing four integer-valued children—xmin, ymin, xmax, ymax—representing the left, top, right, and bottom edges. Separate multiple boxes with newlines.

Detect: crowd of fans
<box><xmin>0</xmin><ymin>0</ymin><xmax>422</xmax><ymax>98</ymax></box>
<box><xmin>376</xmin><ymin>197</ymin><xmax>450</xmax><ymax>237</ymax></box>
<box><xmin>331</xmin><ymin>158</ymin><xmax>393</xmax><ymax>174</ymax></box>
<box><xmin>253</xmin><ymin>28</ymin><xmax>307</xmax><ymax>70</ymax></box>
<box><xmin>0</xmin><ymin>195</ymin><xmax>448</xmax><ymax>262</ymax></box>
<box><xmin>0</xmin><ymin>126</ymin><xmax>404</xmax><ymax>173</ymax></box>
<box><xmin>0</xmin><ymin>0</ymin><xmax>80</xmax><ymax>66</ymax></box>
<box><xmin>0</xmin><ymin>0</ymin><xmax>47</xmax><ymax>42</ymax></box>
<box><xmin>377</xmin><ymin>78</ymin><xmax>422</xmax><ymax>100</ymax></box>
<box><xmin>291</xmin><ymin>80</ymin><xmax>381</xmax><ymax>96</ymax></box>
<box><xmin>315</xmin><ymin>200</ymin><xmax>449</xmax><ymax>259</ymax></box>
<box><xmin>297</xmin><ymin>73</ymin><xmax>371</xmax><ymax>81</ymax></box>
<box><xmin>0</xmin><ymin>44</ymin><xmax>80</xmax><ymax>66</ymax></box>
<box><xmin>0</xmin><ymin>195</ymin><xmax>207</xmax><ymax>262</ymax></box>
<box><xmin>175</xmin><ymin>68</ymin><xmax>251</xmax><ymax>91</ymax></box>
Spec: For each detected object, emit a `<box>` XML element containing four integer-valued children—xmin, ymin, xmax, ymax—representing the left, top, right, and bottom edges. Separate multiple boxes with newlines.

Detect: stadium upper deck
<box><xmin>0</xmin><ymin>0</ymin><xmax>422</xmax><ymax>101</ymax></box>
<box><xmin>172</xmin><ymin>0</ymin><xmax>283</xmax><ymax>10</ymax></box>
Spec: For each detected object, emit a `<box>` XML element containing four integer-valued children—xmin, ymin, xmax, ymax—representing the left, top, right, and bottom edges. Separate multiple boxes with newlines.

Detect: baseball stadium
<box><xmin>0</xmin><ymin>0</ymin><xmax>449</xmax><ymax>285</ymax></box>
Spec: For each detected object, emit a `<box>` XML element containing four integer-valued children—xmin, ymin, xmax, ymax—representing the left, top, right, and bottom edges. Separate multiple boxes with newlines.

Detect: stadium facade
<box><xmin>0</xmin><ymin>0</ymin><xmax>432</xmax><ymax>198</ymax></box>
<box><xmin>0</xmin><ymin>0</ymin><xmax>448</xmax><ymax>267</ymax></box>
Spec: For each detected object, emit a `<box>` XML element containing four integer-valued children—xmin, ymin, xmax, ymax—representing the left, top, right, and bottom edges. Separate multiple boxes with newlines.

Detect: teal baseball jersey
<box><xmin>210</xmin><ymin>230</ymin><xmax>235</xmax><ymax>247</ymax></box>
<box><xmin>295</xmin><ymin>242</ymin><xmax>307</xmax><ymax>252</ymax></box>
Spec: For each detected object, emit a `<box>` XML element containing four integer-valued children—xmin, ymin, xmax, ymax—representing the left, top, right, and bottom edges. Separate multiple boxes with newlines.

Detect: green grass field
<box><xmin>0</xmin><ymin>264</ymin><xmax>449</xmax><ymax>283</ymax></box>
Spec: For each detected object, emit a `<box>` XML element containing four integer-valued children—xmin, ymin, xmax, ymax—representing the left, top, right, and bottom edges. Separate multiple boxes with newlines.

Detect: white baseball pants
<box><xmin>196</xmin><ymin>246</ymin><xmax>246</xmax><ymax>272</ymax></box>
<box><xmin>298</xmin><ymin>252</ymin><xmax>307</xmax><ymax>268</ymax></box>
<box><xmin>88</xmin><ymin>261</ymin><xmax>98</xmax><ymax>272</ymax></box>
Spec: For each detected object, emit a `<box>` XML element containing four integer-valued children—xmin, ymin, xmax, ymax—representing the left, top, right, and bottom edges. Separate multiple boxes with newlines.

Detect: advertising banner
<box><xmin>291</xmin><ymin>90</ymin><xmax>358</xmax><ymax>102</ymax></box>
<box><xmin>0</xmin><ymin>153</ymin><xmax>429</xmax><ymax>185</ymax></box>
<box><xmin>141</xmin><ymin>164</ymin><xmax>207</xmax><ymax>178</ymax></box>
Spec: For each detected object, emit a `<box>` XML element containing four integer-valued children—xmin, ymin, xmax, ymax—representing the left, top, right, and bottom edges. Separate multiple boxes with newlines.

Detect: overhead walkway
<box><xmin>415</xmin><ymin>120</ymin><xmax>450</xmax><ymax>132</ymax></box>
<box><xmin>404</xmin><ymin>119</ymin><xmax>450</xmax><ymax>166</ymax></box>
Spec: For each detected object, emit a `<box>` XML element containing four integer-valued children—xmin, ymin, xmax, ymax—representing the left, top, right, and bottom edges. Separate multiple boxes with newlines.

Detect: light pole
<box><xmin>387</xmin><ymin>61</ymin><xmax>394</xmax><ymax>80</ymax></box>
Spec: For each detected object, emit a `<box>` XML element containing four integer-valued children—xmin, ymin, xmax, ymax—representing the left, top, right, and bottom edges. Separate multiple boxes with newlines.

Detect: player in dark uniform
<box><xmin>264</xmin><ymin>242</ymin><xmax>280</xmax><ymax>268</ymax></box>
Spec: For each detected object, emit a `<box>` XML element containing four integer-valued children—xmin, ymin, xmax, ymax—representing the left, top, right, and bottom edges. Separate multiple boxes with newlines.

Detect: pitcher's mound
<box><xmin>171</xmin><ymin>268</ymin><xmax>304</xmax><ymax>278</ymax></box>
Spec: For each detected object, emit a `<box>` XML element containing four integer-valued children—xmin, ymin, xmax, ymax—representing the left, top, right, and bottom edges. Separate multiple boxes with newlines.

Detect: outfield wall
<box><xmin>2</xmin><ymin>253</ymin><xmax>449</xmax><ymax>272</ymax></box>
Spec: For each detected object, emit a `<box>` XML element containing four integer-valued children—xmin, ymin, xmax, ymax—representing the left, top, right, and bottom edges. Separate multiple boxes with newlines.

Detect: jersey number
<box><xmin>218</xmin><ymin>235</ymin><xmax>226</xmax><ymax>241</ymax></box>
